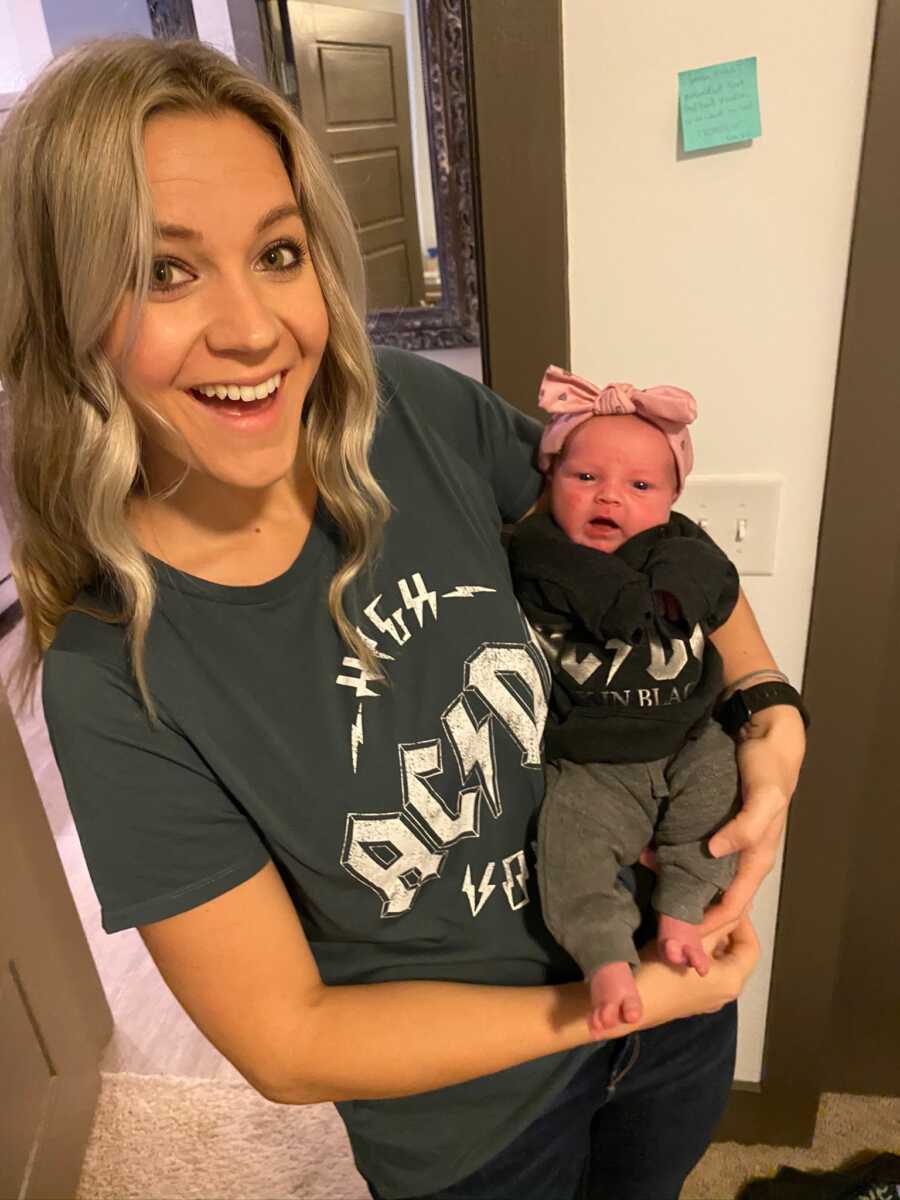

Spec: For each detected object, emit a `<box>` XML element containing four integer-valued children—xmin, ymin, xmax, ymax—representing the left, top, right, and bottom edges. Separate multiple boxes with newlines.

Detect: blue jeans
<box><xmin>366</xmin><ymin>1002</ymin><xmax>737</xmax><ymax>1200</ymax></box>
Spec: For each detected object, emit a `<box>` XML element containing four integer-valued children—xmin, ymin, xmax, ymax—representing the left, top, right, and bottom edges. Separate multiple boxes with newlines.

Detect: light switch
<box><xmin>676</xmin><ymin>476</ymin><xmax>781</xmax><ymax>575</ymax></box>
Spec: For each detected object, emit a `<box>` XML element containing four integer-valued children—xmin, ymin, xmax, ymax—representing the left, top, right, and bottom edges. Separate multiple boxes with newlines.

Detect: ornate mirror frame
<box><xmin>260</xmin><ymin>0</ymin><xmax>483</xmax><ymax>350</ymax></box>
<box><xmin>366</xmin><ymin>0</ymin><xmax>482</xmax><ymax>350</ymax></box>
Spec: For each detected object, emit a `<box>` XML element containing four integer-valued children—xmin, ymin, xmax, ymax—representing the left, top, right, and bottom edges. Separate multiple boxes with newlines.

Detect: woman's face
<box><xmin>104</xmin><ymin>108</ymin><xmax>329</xmax><ymax>494</ymax></box>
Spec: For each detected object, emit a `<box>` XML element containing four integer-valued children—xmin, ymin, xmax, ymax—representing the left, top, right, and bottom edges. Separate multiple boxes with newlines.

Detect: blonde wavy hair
<box><xmin>0</xmin><ymin>37</ymin><xmax>390</xmax><ymax>713</ymax></box>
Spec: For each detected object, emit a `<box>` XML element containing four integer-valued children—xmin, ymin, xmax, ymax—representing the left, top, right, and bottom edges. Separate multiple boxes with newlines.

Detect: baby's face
<box><xmin>549</xmin><ymin>415</ymin><xmax>677</xmax><ymax>553</ymax></box>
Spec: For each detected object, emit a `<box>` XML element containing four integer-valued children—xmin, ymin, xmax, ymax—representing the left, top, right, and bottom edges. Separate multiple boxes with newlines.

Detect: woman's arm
<box><xmin>140</xmin><ymin>861</ymin><xmax>757</xmax><ymax>1106</ymax></box>
<box><xmin>702</xmin><ymin>590</ymin><xmax>807</xmax><ymax>932</ymax></box>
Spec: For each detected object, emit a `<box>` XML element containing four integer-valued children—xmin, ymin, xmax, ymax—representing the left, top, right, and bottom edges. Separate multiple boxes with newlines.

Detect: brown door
<box><xmin>0</xmin><ymin>679</ymin><xmax>112</xmax><ymax>1199</ymax></box>
<box><xmin>284</xmin><ymin>1</ymin><xmax>426</xmax><ymax>310</ymax></box>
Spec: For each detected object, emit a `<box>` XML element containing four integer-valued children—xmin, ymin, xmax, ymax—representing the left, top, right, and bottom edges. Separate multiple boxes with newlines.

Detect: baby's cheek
<box><xmin>550</xmin><ymin>484</ymin><xmax>581</xmax><ymax>527</ymax></box>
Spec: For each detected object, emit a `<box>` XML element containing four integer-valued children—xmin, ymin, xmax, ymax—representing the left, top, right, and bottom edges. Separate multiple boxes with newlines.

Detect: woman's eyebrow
<box><xmin>154</xmin><ymin>202</ymin><xmax>303</xmax><ymax>242</ymax></box>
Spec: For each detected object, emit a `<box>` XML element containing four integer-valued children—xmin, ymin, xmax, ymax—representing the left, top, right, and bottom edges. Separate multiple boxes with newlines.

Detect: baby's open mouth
<box><xmin>590</xmin><ymin>517</ymin><xmax>620</xmax><ymax>529</ymax></box>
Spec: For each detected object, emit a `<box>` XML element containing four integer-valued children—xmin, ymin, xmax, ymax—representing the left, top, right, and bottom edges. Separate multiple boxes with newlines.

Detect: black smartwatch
<box><xmin>715</xmin><ymin>681</ymin><xmax>810</xmax><ymax>738</ymax></box>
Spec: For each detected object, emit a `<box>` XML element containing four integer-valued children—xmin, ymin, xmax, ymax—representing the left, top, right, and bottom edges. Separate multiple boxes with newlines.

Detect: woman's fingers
<box><xmin>708</xmin><ymin>791</ymin><xmax>785</xmax><ymax>858</ymax></box>
<box><xmin>700</xmin><ymin>911</ymin><xmax>742</xmax><ymax>954</ymax></box>
<box><xmin>700</xmin><ymin>916</ymin><xmax>760</xmax><ymax>1007</ymax></box>
<box><xmin>699</xmin><ymin>822</ymin><xmax>781</xmax><ymax>935</ymax></box>
<box><xmin>723</xmin><ymin>914</ymin><xmax>760</xmax><ymax>978</ymax></box>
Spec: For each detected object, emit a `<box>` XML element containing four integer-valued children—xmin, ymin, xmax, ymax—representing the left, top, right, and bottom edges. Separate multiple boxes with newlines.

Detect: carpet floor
<box><xmin>75</xmin><ymin>1073</ymin><xmax>900</xmax><ymax>1200</ymax></box>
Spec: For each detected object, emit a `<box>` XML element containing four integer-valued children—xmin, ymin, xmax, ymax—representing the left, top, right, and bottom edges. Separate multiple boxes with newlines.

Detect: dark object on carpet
<box><xmin>738</xmin><ymin>1152</ymin><xmax>900</xmax><ymax>1199</ymax></box>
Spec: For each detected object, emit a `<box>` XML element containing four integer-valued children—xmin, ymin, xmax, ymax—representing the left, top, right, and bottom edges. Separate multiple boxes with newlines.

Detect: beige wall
<box><xmin>562</xmin><ymin>0</ymin><xmax>877</xmax><ymax>1080</ymax></box>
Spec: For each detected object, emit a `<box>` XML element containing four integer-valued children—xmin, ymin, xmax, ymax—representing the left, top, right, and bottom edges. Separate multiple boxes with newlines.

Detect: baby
<box><xmin>509</xmin><ymin>366</ymin><xmax>741</xmax><ymax>1037</ymax></box>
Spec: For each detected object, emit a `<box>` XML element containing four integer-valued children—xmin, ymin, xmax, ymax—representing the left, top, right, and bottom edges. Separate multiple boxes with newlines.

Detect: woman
<box><xmin>0</xmin><ymin>38</ymin><xmax>803</xmax><ymax>1200</ymax></box>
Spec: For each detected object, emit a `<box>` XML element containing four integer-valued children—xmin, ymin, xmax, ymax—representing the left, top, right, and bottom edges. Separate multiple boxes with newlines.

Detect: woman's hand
<box><xmin>640</xmin><ymin>703</ymin><xmax>806</xmax><ymax>932</ymax></box>
<box><xmin>697</xmin><ymin>703</ymin><xmax>805</xmax><ymax>934</ymax></box>
<box><xmin>631</xmin><ymin>915</ymin><xmax>759</xmax><ymax>1032</ymax></box>
<box><xmin>696</xmin><ymin>591</ymin><xmax>808</xmax><ymax>934</ymax></box>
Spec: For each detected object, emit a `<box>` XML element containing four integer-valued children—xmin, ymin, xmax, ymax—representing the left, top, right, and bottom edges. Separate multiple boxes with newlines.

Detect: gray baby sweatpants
<box><xmin>538</xmin><ymin>720</ymin><xmax>740</xmax><ymax>976</ymax></box>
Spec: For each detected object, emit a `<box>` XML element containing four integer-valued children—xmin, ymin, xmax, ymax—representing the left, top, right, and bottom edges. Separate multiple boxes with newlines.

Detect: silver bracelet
<box><xmin>719</xmin><ymin>668</ymin><xmax>789</xmax><ymax>702</ymax></box>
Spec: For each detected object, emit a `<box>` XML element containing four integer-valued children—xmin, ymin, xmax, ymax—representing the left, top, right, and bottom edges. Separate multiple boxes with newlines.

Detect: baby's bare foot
<box><xmin>658</xmin><ymin>913</ymin><xmax>710</xmax><ymax>976</ymax></box>
<box><xmin>587</xmin><ymin>961</ymin><xmax>643</xmax><ymax>1036</ymax></box>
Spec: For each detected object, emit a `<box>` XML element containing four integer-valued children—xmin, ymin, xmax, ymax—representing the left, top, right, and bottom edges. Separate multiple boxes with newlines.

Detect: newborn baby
<box><xmin>509</xmin><ymin>366</ymin><xmax>741</xmax><ymax>1035</ymax></box>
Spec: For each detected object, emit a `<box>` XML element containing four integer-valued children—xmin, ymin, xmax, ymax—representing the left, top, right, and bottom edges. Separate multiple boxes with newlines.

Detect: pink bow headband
<box><xmin>537</xmin><ymin>365</ymin><xmax>697</xmax><ymax>495</ymax></box>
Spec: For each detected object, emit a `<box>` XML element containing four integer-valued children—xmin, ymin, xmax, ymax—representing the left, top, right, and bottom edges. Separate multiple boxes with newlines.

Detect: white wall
<box><xmin>0</xmin><ymin>0</ymin><xmax>51</xmax><ymax>94</ymax></box>
<box><xmin>403</xmin><ymin>0</ymin><xmax>438</xmax><ymax>256</ymax></box>
<box><xmin>41</xmin><ymin>0</ymin><xmax>152</xmax><ymax>51</ymax></box>
<box><xmin>562</xmin><ymin>0</ymin><xmax>877</xmax><ymax>1080</ymax></box>
<box><xmin>192</xmin><ymin>0</ymin><xmax>237</xmax><ymax>59</ymax></box>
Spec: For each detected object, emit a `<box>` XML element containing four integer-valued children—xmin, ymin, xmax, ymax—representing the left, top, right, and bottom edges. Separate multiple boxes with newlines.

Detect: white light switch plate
<box><xmin>676</xmin><ymin>475</ymin><xmax>781</xmax><ymax>576</ymax></box>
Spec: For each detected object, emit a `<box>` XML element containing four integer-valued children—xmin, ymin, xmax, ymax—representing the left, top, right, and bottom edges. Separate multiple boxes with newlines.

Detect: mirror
<box><xmin>258</xmin><ymin>0</ymin><xmax>482</xmax><ymax>352</ymax></box>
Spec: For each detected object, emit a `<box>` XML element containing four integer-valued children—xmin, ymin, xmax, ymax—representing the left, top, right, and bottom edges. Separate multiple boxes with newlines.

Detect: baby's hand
<box><xmin>653</xmin><ymin>590</ymin><xmax>683</xmax><ymax>623</ymax></box>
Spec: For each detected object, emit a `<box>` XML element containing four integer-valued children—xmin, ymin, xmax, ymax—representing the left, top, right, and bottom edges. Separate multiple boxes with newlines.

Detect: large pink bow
<box><xmin>536</xmin><ymin>365</ymin><xmax>697</xmax><ymax>492</ymax></box>
<box><xmin>539</xmin><ymin>366</ymin><xmax>696</xmax><ymax>429</ymax></box>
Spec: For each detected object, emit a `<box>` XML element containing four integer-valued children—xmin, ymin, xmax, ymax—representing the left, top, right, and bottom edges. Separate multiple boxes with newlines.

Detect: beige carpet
<box><xmin>76</xmin><ymin>1073</ymin><xmax>900</xmax><ymax>1200</ymax></box>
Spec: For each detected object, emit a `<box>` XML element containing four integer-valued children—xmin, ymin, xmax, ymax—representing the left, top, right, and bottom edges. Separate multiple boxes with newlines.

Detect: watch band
<box><xmin>715</xmin><ymin>681</ymin><xmax>810</xmax><ymax>738</ymax></box>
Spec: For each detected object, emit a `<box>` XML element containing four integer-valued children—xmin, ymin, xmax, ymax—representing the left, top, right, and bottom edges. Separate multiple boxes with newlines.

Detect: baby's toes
<box><xmin>661</xmin><ymin>937</ymin><xmax>688</xmax><ymax>966</ymax></box>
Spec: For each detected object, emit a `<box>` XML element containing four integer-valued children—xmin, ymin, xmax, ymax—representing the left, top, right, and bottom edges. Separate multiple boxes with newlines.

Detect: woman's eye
<box><xmin>150</xmin><ymin>259</ymin><xmax>193</xmax><ymax>292</ymax></box>
<box><xmin>257</xmin><ymin>239</ymin><xmax>306</xmax><ymax>273</ymax></box>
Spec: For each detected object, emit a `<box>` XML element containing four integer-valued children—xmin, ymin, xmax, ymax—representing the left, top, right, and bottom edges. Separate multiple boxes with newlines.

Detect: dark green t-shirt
<box><xmin>43</xmin><ymin>348</ymin><xmax>595</xmax><ymax>1198</ymax></box>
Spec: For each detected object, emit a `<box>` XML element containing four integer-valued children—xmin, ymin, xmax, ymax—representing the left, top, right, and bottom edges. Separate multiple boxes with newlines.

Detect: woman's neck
<box><xmin>128</xmin><ymin>459</ymin><xmax>319</xmax><ymax>587</ymax></box>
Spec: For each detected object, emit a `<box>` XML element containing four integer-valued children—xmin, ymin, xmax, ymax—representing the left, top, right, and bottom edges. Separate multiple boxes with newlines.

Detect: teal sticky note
<box><xmin>678</xmin><ymin>57</ymin><xmax>761</xmax><ymax>152</ymax></box>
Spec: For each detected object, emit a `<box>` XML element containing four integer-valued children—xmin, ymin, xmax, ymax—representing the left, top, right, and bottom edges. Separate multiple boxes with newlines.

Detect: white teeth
<box><xmin>194</xmin><ymin>372</ymin><xmax>281</xmax><ymax>401</ymax></box>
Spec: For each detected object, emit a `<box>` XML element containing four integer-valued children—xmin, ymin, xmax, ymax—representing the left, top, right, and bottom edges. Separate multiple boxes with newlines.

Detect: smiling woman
<box><xmin>0</xmin><ymin>34</ymin><xmax>798</xmax><ymax>1200</ymax></box>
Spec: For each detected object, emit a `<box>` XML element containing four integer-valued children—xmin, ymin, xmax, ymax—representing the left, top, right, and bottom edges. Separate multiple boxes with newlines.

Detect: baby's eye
<box><xmin>577</xmin><ymin>472</ymin><xmax>595</xmax><ymax>482</ymax></box>
<box><xmin>150</xmin><ymin>259</ymin><xmax>193</xmax><ymax>292</ymax></box>
<box><xmin>632</xmin><ymin>480</ymin><xmax>652</xmax><ymax>491</ymax></box>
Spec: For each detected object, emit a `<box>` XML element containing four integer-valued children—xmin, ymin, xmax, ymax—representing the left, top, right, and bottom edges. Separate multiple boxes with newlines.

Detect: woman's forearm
<box><xmin>266</xmin><ymin>939</ymin><xmax>751</xmax><ymax>1106</ymax></box>
<box><xmin>709</xmin><ymin>590</ymin><xmax>779</xmax><ymax>687</ymax></box>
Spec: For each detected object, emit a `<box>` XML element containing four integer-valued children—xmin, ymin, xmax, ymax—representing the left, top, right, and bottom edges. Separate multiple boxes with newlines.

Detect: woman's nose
<box><xmin>204</xmin><ymin>276</ymin><xmax>280</xmax><ymax>358</ymax></box>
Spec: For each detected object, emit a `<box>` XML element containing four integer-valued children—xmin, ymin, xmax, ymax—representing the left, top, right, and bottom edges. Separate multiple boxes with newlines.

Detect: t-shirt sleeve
<box><xmin>42</xmin><ymin>648</ymin><xmax>270</xmax><ymax>933</ymax></box>
<box><xmin>376</xmin><ymin>346</ymin><xmax>544</xmax><ymax>522</ymax></box>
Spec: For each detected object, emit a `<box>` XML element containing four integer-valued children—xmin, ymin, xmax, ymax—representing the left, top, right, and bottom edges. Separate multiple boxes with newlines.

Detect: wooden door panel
<box><xmin>287</xmin><ymin>1</ymin><xmax>425</xmax><ymax>309</ymax></box>
<box><xmin>334</xmin><ymin>149</ymin><xmax>404</xmax><ymax>230</ymax></box>
<box><xmin>320</xmin><ymin>44</ymin><xmax>396</xmax><ymax>125</ymax></box>
<box><xmin>365</xmin><ymin>244</ymin><xmax>415</xmax><ymax>310</ymax></box>
<box><xmin>0</xmin><ymin>679</ymin><xmax>112</xmax><ymax>1197</ymax></box>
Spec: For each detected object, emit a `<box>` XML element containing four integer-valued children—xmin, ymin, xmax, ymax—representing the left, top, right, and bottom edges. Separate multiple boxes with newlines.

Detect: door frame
<box><xmin>470</xmin><ymin>0</ymin><xmax>890</xmax><ymax>1144</ymax></box>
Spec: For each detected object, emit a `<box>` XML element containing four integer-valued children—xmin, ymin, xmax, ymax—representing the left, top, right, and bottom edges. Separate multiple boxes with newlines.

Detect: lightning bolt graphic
<box><xmin>399</xmin><ymin>572</ymin><xmax>438</xmax><ymax>626</ymax></box>
<box><xmin>501</xmin><ymin>851</ymin><xmax>530</xmax><ymax>911</ymax></box>
<box><xmin>337</xmin><ymin>657</ymin><xmax>382</xmax><ymax>698</ymax></box>
<box><xmin>355</xmin><ymin>626</ymin><xmax>396</xmax><ymax>661</ymax></box>
<box><xmin>461</xmin><ymin>862</ymin><xmax>497</xmax><ymax>916</ymax></box>
<box><xmin>442</xmin><ymin>585</ymin><xmax>497</xmax><ymax>599</ymax></box>
<box><xmin>604</xmin><ymin>637</ymin><xmax>632</xmax><ymax>685</ymax></box>
<box><xmin>350</xmin><ymin>704</ymin><xmax>364</xmax><ymax>773</ymax></box>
